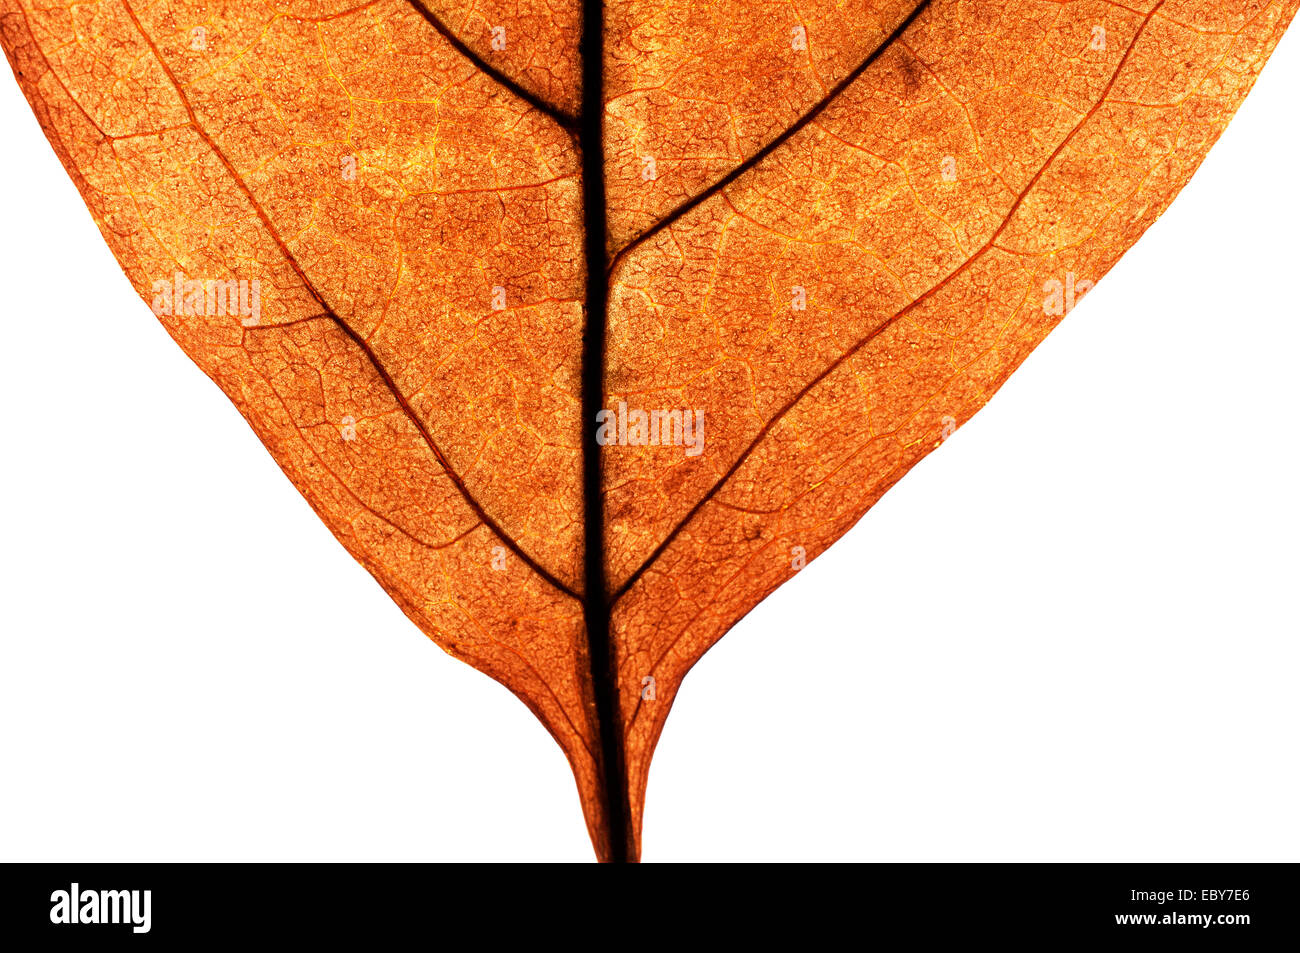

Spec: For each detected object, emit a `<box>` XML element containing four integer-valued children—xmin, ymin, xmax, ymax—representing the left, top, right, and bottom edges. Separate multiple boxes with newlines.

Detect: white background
<box><xmin>2</xmin><ymin>28</ymin><xmax>1297</xmax><ymax>864</ymax></box>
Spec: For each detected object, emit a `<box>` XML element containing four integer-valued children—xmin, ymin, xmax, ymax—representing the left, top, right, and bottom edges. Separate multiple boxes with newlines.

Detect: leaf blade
<box><xmin>2</xmin><ymin>0</ymin><xmax>1297</xmax><ymax>862</ymax></box>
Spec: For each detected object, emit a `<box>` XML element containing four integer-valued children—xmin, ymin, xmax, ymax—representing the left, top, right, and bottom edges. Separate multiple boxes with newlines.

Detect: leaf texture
<box><xmin>1</xmin><ymin>0</ymin><xmax>1295</xmax><ymax>861</ymax></box>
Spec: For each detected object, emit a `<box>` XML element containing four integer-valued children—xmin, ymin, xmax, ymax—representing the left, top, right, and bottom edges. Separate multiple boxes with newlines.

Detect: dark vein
<box><xmin>405</xmin><ymin>0</ymin><xmax>579</xmax><ymax>130</ymax></box>
<box><xmin>607</xmin><ymin>0</ymin><xmax>934</xmax><ymax>270</ymax></box>
<box><xmin>327</xmin><ymin>318</ymin><xmax>579</xmax><ymax>600</ymax></box>
<box><xmin>239</xmin><ymin>326</ymin><xmax>598</xmax><ymax>764</ymax></box>
<box><xmin>579</xmin><ymin>0</ymin><xmax>633</xmax><ymax>864</ymax></box>
<box><xmin>611</xmin><ymin>1</ymin><xmax>1165</xmax><ymax>608</ymax></box>
<box><xmin>116</xmin><ymin>0</ymin><xmax>579</xmax><ymax>603</ymax></box>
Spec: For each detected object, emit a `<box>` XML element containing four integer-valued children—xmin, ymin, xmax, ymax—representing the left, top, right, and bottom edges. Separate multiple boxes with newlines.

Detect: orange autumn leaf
<box><xmin>1</xmin><ymin>0</ymin><xmax>1295</xmax><ymax>862</ymax></box>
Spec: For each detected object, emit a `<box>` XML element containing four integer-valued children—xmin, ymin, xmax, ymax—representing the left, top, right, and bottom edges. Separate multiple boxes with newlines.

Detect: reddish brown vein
<box><xmin>116</xmin><ymin>0</ymin><xmax>580</xmax><ymax>603</ymax></box>
<box><xmin>405</xmin><ymin>0</ymin><xmax>580</xmax><ymax>130</ymax></box>
<box><xmin>611</xmin><ymin>1</ymin><xmax>1166</xmax><ymax>607</ymax></box>
<box><xmin>606</xmin><ymin>0</ymin><xmax>934</xmax><ymax>269</ymax></box>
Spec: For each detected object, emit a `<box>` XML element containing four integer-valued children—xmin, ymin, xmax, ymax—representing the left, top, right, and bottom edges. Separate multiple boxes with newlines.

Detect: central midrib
<box><xmin>578</xmin><ymin>0</ymin><xmax>633</xmax><ymax>863</ymax></box>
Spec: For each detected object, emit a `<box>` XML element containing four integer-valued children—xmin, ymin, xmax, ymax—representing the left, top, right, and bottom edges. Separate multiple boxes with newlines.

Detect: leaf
<box><xmin>1</xmin><ymin>0</ymin><xmax>1295</xmax><ymax>861</ymax></box>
